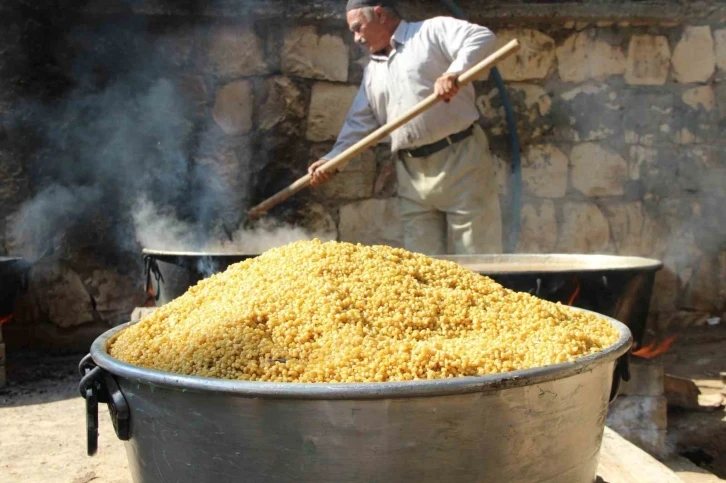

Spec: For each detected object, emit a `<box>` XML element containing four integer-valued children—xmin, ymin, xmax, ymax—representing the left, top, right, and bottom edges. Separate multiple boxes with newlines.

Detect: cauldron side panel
<box><xmin>119</xmin><ymin>362</ymin><xmax>612</xmax><ymax>483</ymax></box>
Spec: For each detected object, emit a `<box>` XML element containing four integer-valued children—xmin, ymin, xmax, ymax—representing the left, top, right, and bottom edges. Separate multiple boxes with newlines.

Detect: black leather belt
<box><xmin>399</xmin><ymin>125</ymin><xmax>475</xmax><ymax>159</ymax></box>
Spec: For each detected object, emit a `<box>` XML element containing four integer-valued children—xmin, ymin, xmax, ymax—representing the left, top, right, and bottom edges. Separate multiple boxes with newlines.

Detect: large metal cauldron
<box><xmin>143</xmin><ymin>249</ymin><xmax>256</xmax><ymax>305</ymax></box>
<box><xmin>82</xmin><ymin>309</ymin><xmax>631</xmax><ymax>483</ymax></box>
<box><xmin>437</xmin><ymin>254</ymin><xmax>661</xmax><ymax>348</ymax></box>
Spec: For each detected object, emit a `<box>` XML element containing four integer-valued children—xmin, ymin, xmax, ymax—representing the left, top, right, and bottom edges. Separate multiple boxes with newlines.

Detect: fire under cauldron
<box><xmin>143</xmin><ymin>249</ymin><xmax>661</xmax><ymax>348</ymax></box>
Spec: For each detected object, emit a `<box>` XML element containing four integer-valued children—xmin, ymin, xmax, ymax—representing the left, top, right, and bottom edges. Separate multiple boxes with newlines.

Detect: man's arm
<box><xmin>429</xmin><ymin>16</ymin><xmax>496</xmax><ymax>102</ymax></box>
<box><xmin>309</xmin><ymin>82</ymin><xmax>380</xmax><ymax>186</ymax></box>
<box><xmin>433</xmin><ymin>16</ymin><xmax>497</xmax><ymax>74</ymax></box>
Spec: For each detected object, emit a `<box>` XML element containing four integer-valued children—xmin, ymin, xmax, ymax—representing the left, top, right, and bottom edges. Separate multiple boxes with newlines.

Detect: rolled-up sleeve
<box><xmin>429</xmin><ymin>16</ymin><xmax>496</xmax><ymax>75</ymax></box>
<box><xmin>322</xmin><ymin>82</ymin><xmax>381</xmax><ymax>161</ymax></box>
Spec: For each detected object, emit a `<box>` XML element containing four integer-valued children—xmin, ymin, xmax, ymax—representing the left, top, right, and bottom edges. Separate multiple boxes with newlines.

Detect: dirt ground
<box><xmin>0</xmin><ymin>353</ymin><xmax>130</xmax><ymax>483</ymax></box>
<box><xmin>0</xmin><ymin>325</ymin><xmax>724</xmax><ymax>483</ymax></box>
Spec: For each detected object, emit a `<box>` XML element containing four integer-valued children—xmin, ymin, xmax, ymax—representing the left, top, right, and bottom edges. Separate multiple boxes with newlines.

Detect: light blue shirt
<box><xmin>323</xmin><ymin>17</ymin><xmax>496</xmax><ymax>159</ymax></box>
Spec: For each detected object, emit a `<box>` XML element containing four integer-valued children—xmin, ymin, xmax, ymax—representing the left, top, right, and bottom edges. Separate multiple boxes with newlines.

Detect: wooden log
<box><xmin>665</xmin><ymin>374</ymin><xmax>701</xmax><ymax>409</ymax></box>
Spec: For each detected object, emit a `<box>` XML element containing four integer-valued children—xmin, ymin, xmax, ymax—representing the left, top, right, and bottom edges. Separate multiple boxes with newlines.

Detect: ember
<box><xmin>632</xmin><ymin>335</ymin><xmax>677</xmax><ymax>359</ymax></box>
<box><xmin>0</xmin><ymin>314</ymin><xmax>12</xmax><ymax>326</ymax></box>
<box><xmin>567</xmin><ymin>276</ymin><xmax>581</xmax><ymax>306</ymax></box>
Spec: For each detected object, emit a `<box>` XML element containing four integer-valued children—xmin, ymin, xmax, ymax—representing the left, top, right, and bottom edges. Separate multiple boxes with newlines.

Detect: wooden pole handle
<box><xmin>247</xmin><ymin>38</ymin><xmax>521</xmax><ymax>219</ymax></box>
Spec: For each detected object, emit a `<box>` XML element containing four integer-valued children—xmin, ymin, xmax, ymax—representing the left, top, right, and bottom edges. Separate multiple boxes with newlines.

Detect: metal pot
<box><xmin>80</xmin><ymin>308</ymin><xmax>632</xmax><ymax>483</ymax></box>
<box><xmin>142</xmin><ymin>249</ymin><xmax>257</xmax><ymax>306</ymax></box>
<box><xmin>433</xmin><ymin>254</ymin><xmax>662</xmax><ymax>348</ymax></box>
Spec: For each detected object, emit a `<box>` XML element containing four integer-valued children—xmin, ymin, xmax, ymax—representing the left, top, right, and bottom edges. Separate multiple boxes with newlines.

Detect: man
<box><xmin>308</xmin><ymin>0</ymin><xmax>502</xmax><ymax>255</ymax></box>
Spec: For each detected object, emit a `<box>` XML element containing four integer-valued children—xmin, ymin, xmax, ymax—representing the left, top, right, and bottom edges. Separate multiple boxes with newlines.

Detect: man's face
<box><xmin>347</xmin><ymin>7</ymin><xmax>391</xmax><ymax>54</ymax></box>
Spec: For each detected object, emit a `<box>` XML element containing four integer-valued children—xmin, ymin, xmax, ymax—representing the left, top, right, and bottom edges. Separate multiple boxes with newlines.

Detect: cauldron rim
<box><xmin>434</xmin><ymin>253</ymin><xmax>663</xmax><ymax>275</ymax></box>
<box><xmin>91</xmin><ymin>307</ymin><xmax>631</xmax><ymax>400</ymax></box>
<box><xmin>142</xmin><ymin>248</ymin><xmax>260</xmax><ymax>258</ymax></box>
<box><xmin>142</xmin><ymin>249</ymin><xmax>663</xmax><ymax>274</ymax></box>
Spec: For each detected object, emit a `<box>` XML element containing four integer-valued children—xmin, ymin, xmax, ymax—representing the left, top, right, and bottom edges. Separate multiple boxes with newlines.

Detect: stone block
<box><xmin>558</xmin><ymin>83</ymin><xmax>623</xmax><ymax>142</ymax></box>
<box><xmin>176</xmin><ymin>75</ymin><xmax>209</xmax><ymax>118</ymax></box>
<box><xmin>629</xmin><ymin>145</ymin><xmax>657</xmax><ymax>180</ymax></box>
<box><xmin>556</xmin><ymin>31</ymin><xmax>626</xmax><ymax>82</ymax></box>
<box><xmin>559</xmin><ymin>202</ymin><xmax>611</xmax><ymax>253</ymax></box>
<box><xmin>510</xmin><ymin>84</ymin><xmax>552</xmax><ymax>123</ymax></box>
<box><xmin>716</xmin><ymin>29</ymin><xmax>726</xmax><ymax>72</ymax></box>
<box><xmin>625</xmin><ymin>35</ymin><xmax>671</xmax><ymax>86</ymax></box>
<box><xmin>515</xmin><ymin>201</ymin><xmax>558</xmax><ymax>253</ymax></box>
<box><xmin>494</xmin><ymin>29</ymin><xmax>556</xmax><ymax>81</ymax></box>
<box><xmin>205</xmin><ymin>24</ymin><xmax>270</xmax><ymax>77</ymax></box>
<box><xmin>282</xmin><ymin>26</ymin><xmax>349</xmax><ymax>82</ymax></box>
<box><xmin>213</xmin><ymin>80</ymin><xmax>254</xmax><ymax>136</ymax></box>
<box><xmin>311</xmin><ymin>150</ymin><xmax>377</xmax><ymax>201</ymax></box>
<box><xmin>717</xmin><ymin>83</ymin><xmax>726</xmax><ymax>120</ymax></box>
<box><xmin>522</xmin><ymin>144</ymin><xmax>568</xmax><ymax>198</ymax></box>
<box><xmin>672</xmin><ymin>26</ymin><xmax>715</xmax><ymax>83</ymax></box>
<box><xmin>571</xmin><ymin>143</ymin><xmax>628</xmax><ymax>196</ymax></box>
<box><xmin>618</xmin><ymin>359</ymin><xmax>664</xmax><ymax>397</ymax></box>
<box><xmin>25</xmin><ymin>260</ymin><xmax>96</xmax><ymax>328</ymax></box>
<box><xmin>607</xmin><ymin>395</ymin><xmax>668</xmax><ymax>430</ymax></box>
<box><xmin>259</xmin><ymin>77</ymin><xmax>305</xmax><ymax>131</ymax></box>
<box><xmin>306</xmin><ymin>83</ymin><xmax>358</xmax><ymax>142</ymax></box>
<box><xmin>195</xmin><ymin>138</ymin><xmax>253</xmax><ymax>222</ymax></box>
<box><xmin>490</xmin><ymin>153</ymin><xmax>509</xmax><ymax>196</ymax></box>
<box><xmin>605</xmin><ymin>202</ymin><xmax>660</xmax><ymax>257</ymax></box>
<box><xmin>339</xmin><ymin>198</ymin><xmax>404</xmax><ymax>248</ymax></box>
<box><xmin>682</xmin><ymin>85</ymin><xmax>715</xmax><ymax>111</ymax></box>
<box><xmin>650</xmin><ymin>268</ymin><xmax>678</xmax><ymax>314</ymax></box>
<box><xmin>88</xmin><ymin>270</ymin><xmax>144</xmax><ymax>321</ymax></box>
<box><xmin>298</xmin><ymin>202</ymin><xmax>338</xmax><ymax>240</ymax></box>
<box><xmin>681</xmin><ymin>256</ymin><xmax>720</xmax><ymax>312</ymax></box>
<box><xmin>315</xmin><ymin>171</ymin><xmax>375</xmax><ymax>200</ymax></box>
<box><xmin>0</xmin><ymin>149</ymin><xmax>29</xmax><ymax>217</ymax></box>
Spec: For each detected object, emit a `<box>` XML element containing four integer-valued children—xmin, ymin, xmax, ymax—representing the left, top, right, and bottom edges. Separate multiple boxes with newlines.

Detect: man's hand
<box><xmin>434</xmin><ymin>72</ymin><xmax>460</xmax><ymax>103</ymax></box>
<box><xmin>308</xmin><ymin>159</ymin><xmax>334</xmax><ymax>187</ymax></box>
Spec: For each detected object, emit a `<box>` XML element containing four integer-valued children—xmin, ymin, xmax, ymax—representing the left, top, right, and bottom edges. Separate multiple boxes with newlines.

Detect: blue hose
<box><xmin>439</xmin><ymin>0</ymin><xmax>522</xmax><ymax>253</ymax></box>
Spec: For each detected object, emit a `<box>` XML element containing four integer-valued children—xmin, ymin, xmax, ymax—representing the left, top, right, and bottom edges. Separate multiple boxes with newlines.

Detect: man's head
<box><xmin>345</xmin><ymin>0</ymin><xmax>401</xmax><ymax>54</ymax></box>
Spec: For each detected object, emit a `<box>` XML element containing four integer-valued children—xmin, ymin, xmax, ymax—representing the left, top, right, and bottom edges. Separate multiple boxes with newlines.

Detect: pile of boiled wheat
<box><xmin>109</xmin><ymin>240</ymin><xmax>619</xmax><ymax>382</ymax></box>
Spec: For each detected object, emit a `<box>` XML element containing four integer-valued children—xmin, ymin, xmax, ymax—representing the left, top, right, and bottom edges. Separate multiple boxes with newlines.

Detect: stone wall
<box><xmin>0</xmin><ymin>0</ymin><xmax>724</xmax><ymax>348</ymax></box>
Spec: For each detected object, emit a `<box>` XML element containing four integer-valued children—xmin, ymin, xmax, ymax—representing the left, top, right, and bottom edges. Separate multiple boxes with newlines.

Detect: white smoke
<box><xmin>133</xmin><ymin>197</ymin><xmax>334</xmax><ymax>254</ymax></box>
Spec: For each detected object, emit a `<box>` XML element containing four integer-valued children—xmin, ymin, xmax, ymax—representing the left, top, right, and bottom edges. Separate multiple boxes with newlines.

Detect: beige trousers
<box><xmin>396</xmin><ymin>124</ymin><xmax>502</xmax><ymax>255</ymax></box>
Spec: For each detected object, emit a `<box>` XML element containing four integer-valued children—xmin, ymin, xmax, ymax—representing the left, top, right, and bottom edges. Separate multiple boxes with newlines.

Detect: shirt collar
<box><xmin>391</xmin><ymin>20</ymin><xmax>409</xmax><ymax>46</ymax></box>
<box><xmin>370</xmin><ymin>20</ymin><xmax>409</xmax><ymax>61</ymax></box>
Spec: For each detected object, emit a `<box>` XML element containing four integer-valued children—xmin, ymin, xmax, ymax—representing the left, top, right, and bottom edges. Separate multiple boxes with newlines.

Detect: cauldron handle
<box><xmin>144</xmin><ymin>255</ymin><xmax>164</xmax><ymax>302</ymax></box>
<box><xmin>609</xmin><ymin>352</ymin><xmax>631</xmax><ymax>403</ymax></box>
<box><xmin>79</xmin><ymin>354</ymin><xmax>130</xmax><ymax>456</ymax></box>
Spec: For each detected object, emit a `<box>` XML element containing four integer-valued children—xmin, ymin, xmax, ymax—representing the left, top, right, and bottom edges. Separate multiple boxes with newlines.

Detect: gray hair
<box><xmin>360</xmin><ymin>5</ymin><xmax>400</xmax><ymax>21</ymax></box>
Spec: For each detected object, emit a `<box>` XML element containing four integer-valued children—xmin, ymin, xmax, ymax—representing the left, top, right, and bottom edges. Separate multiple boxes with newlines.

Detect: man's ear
<box><xmin>373</xmin><ymin>5</ymin><xmax>385</xmax><ymax>22</ymax></box>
